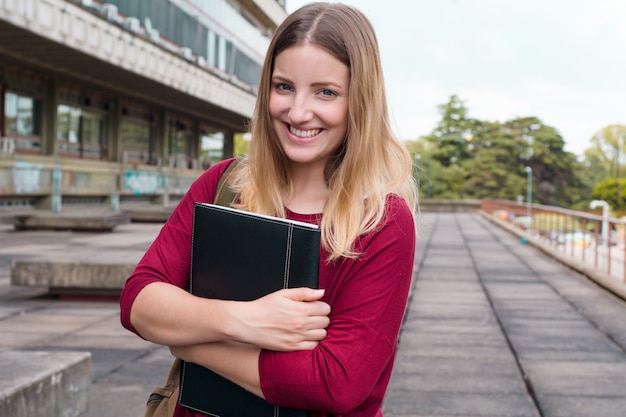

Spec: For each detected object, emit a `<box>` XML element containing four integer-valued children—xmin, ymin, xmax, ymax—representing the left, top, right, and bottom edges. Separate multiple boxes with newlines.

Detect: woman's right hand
<box><xmin>229</xmin><ymin>287</ymin><xmax>331</xmax><ymax>352</ymax></box>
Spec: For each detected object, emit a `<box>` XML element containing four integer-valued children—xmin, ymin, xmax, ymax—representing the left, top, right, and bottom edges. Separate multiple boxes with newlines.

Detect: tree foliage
<box><xmin>591</xmin><ymin>178</ymin><xmax>626</xmax><ymax>211</ymax></box>
<box><xmin>409</xmin><ymin>95</ymin><xmax>586</xmax><ymax>208</ymax></box>
<box><xmin>586</xmin><ymin>125</ymin><xmax>626</xmax><ymax>178</ymax></box>
<box><xmin>585</xmin><ymin>125</ymin><xmax>626</xmax><ymax>210</ymax></box>
<box><xmin>234</xmin><ymin>133</ymin><xmax>250</xmax><ymax>157</ymax></box>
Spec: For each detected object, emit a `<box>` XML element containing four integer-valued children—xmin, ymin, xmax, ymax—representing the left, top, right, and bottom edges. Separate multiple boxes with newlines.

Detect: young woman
<box><xmin>120</xmin><ymin>3</ymin><xmax>418</xmax><ymax>416</ymax></box>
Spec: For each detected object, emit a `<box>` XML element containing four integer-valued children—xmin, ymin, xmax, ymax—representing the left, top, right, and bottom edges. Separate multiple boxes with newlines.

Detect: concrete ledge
<box><xmin>0</xmin><ymin>350</ymin><xmax>91</xmax><ymax>417</ymax></box>
<box><xmin>419</xmin><ymin>199</ymin><xmax>481</xmax><ymax>213</ymax></box>
<box><xmin>123</xmin><ymin>205</ymin><xmax>174</xmax><ymax>223</ymax></box>
<box><xmin>11</xmin><ymin>260</ymin><xmax>135</xmax><ymax>295</ymax></box>
<box><xmin>5</xmin><ymin>212</ymin><xmax>130</xmax><ymax>231</ymax></box>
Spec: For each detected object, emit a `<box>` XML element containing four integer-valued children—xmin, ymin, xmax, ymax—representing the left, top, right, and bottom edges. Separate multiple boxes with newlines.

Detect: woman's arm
<box><xmin>120</xmin><ymin>160</ymin><xmax>330</xmax><ymax>350</ymax></box>
<box><xmin>131</xmin><ymin>283</ymin><xmax>329</xmax><ymax>349</ymax></box>
<box><xmin>170</xmin><ymin>341</ymin><xmax>264</xmax><ymax>398</ymax></box>
<box><xmin>166</xmin><ymin>199</ymin><xmax>415</xmax><ymax>413</ymax></box>
<box><xmin>259</xmin><ymin>197</ymin><xmax>416</xmax><ymax>413</ymax></box>
<box><xmin>167</xmin><ymin>197</ymin><xmax>416</xmax><ymax>413</ymax></box>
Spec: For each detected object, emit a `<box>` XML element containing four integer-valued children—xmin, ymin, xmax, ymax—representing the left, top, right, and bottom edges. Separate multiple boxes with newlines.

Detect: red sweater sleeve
<box><xmin>259</xmin><ymin>196</ymin><xmax>416</xmax><ymax>416</ymax></box>
<box><xmin>119</xmin><ymin>159</ymin><xmax>235</xmax><ymax>335</ymax></box>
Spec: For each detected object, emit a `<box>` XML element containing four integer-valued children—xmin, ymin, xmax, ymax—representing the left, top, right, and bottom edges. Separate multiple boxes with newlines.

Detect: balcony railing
<box><xmin>481</xmin><ymin>199</ymin><xmax>626</xmax><ymax>286</ymax></box>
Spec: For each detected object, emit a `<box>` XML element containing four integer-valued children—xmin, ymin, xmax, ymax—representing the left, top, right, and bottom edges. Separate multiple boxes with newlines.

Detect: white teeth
<box><xmin>289</xmin><ymin>126</ymin><xmax>320</xmax><ymax>138</ymax></box>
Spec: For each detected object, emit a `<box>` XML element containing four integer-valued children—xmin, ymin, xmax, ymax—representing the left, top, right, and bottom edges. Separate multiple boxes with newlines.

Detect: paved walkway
<box><xmin>383</xmin><ymin>213</ymin><xmax>626</xmax><ymax>417</ymax></box>
<box><xmin>1</xmin><ymin>213</ymin><xmax>625</xmax><ymax>416</ymax></box>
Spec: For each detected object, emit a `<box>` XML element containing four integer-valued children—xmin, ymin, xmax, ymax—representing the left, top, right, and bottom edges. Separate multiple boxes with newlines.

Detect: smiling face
<box><xmin>269</xmin><ymin>44</ymin><xmax>350</xmax><ymax>169</ymax></box>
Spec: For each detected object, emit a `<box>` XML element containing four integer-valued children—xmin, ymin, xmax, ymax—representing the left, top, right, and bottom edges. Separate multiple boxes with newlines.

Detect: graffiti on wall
<box><xmin>12</xmin><ymin>161</ymin><xmax>44</xmax><ymax>194</ymax></box>
<box><xmin>124</xmin><ymin>170</ymin><xmax>163</xmax><ymax>195</ymax></box>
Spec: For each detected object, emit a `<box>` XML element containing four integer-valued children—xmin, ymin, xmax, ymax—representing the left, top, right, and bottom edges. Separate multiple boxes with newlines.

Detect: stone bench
<box><xmin>123</xmin><ymin>205</ymin><xmax>174</xmax><ymax>222</ymax></box>
<box><xmin>5</xmin><ymin>211</ymin><xmax>130</xmax><ymax>231</ymax></box>
<box><xmin>11</xmin><ymin>260</ymin><xmax>136</xmax><ymax>296</ymax></box>
<box><xmin>0</xmin><ymin>350</ymin><xmax>91</xmax><ymax>417</ymax></box>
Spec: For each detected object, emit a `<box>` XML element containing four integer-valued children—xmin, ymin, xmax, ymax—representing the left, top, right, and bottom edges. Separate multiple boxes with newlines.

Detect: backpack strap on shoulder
<box><xmin>214</xmin><ymin>158</ymin><xmax>240</xmax><ymax>207</ymax></box>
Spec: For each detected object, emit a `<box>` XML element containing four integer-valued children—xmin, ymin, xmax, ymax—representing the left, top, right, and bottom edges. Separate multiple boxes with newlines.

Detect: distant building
<box><xmin>0</xmin><ymin>0</ymin><xmax>286</xmax><ymax>210</ymax></box>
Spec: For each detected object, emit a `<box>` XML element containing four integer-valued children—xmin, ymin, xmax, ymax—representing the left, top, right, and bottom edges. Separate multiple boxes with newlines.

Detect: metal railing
<box><xmin>481</xmin><ymin>199</ymin><xmax>626</xmax><ymax>284</ymax></box>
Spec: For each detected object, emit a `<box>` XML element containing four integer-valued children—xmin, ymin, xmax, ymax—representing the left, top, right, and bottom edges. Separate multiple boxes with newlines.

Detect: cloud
<box><xmin>389</xmin><ymin>75</ymin><xmax>623</xmax><ymax>154</ymax></box>
<box><xmin>476</xmin><ymin>29</ymin><xmax>514</xmax><ymax>64</ymax></box>
<box><xmin>386</xmin><ymin>77</ymin><xmax>447</xmax><ymax>141</ymax></box>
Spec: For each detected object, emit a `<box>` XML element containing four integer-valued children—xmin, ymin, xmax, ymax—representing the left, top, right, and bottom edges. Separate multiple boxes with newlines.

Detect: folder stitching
<box><xmin>284</xmin><ymin>224</ymin><xmax>293</xmax><ymax>290</ymax></box>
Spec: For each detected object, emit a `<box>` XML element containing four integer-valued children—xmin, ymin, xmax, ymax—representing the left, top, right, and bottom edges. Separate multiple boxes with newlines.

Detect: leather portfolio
<box><xmin>179</xmin><ymin>202</ymin><xmax>320</xmax><ymax>417</ymax></box>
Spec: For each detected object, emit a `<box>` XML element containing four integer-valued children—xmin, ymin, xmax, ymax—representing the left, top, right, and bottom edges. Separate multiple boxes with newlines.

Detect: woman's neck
<box><xmin>286</xmin><ymin>162</ymin><xmax>328</xmax><ymax>214</ymax></box>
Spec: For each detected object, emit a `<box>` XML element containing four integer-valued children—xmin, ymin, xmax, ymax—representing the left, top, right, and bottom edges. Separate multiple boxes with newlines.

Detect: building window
<box><xmin>57</xmin><ymin>104</ymin><xmax>108</xmax><ymax>159</ymax></box>
<box><xmin>82</xmin><ymin>110</ymin><xmax>108</xmax><ymax>159</ymax></box>
<box><xmin>168</xmin><ymin>118</ymin><xmax>192</xmax><ymax>169</ymax></box>
<box><xmin>3</xmin><ymin>91</ymin><xmax>42</xmax><ymax>153</ymax></box>
<box><xmin>107</xmin><ymin>0</ymin><xmax>266</xmax><ymax>90</ymax></box>
<box><xmin>121</xmin><ymin>105</ymin><xmax>157</xmax><ymax>165</ymax></box>
<box><xmin>57</xmin><ymin>104</ymin><xmax>81</xmax><ymax>155</ymax></box>
<box><xmin>200</xmin><ymin>130</ymin><xmax>224</xmax><ymax>168</ymax></box>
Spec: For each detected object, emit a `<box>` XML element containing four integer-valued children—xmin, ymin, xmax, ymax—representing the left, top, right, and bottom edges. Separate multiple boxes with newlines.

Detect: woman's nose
<box><xmin>288</xmin><ymin>94</ymin><xmax>313</xmax><ymax>123</ymax></box>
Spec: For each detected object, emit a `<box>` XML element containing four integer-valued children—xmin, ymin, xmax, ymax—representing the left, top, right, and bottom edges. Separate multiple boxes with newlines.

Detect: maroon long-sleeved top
<box><xmin>120</xmin><ymin>158</ymin><xmax>416</xmax><ymax>417</ymax></box>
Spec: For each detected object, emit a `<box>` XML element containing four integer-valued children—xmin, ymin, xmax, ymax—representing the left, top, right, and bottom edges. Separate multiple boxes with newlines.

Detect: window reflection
<box><xmin>6</xmin><ymin>92</ymin><xmax>35</xmax><ymax>135</ymax></box>
<box><xmin>107</xmin><ymin>0</ymin><xmax>267</xmax><ymax>89</ymax></box>
<box><xmin>4</xmin><ymin>91</ymin><xmax>42</xmax><ymax>152</ymax></box>
<box><xmin>200</xmin><ymin>131</ymin><xmax>224</xmax><ymax>168</ymax></box>
<box><xmin>168</xmin><ymin>118</ymin><xmax>192</xmax><ymax>169</ymax></box>
<box><xmin>120</xmin><ymin>103</ymin><xmax>158</xmax><ymax>165</ymax></box>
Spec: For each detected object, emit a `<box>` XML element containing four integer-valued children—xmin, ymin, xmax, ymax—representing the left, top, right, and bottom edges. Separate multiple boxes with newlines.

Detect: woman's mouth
<box><xmin>289</xmin><ymin>125</ymin><xmax>321</xmax><ymax>138</ymax></box>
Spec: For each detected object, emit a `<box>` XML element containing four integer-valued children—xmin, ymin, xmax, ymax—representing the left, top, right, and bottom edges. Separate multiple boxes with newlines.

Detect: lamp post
<box><xmin>590</xmin><ymin>200</ymin><xmax>609</xmax><ymax>246</ymax></box>
<box><xmin>525</xmin><ymin>166</ymin><xmax>532</xmax><ymax>231</ymax></box>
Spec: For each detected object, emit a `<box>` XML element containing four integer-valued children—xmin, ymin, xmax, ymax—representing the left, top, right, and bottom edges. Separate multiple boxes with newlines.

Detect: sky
<box><xmin>285</xmin><ymin>0</ymin><xmax>626</xmax><ymax>156</ymax></box>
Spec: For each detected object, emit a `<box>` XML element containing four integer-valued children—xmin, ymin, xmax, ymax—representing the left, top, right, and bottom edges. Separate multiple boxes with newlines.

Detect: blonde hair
<box><xmin>231</xmin><ymin>2</ymin><xmax>417</xmax><ymax>261</ymax></box>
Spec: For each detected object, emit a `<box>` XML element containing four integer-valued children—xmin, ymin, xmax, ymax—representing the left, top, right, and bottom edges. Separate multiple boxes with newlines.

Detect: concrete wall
<box><xmin>418</xmin><ymin>199</ymin><xmax>482</xmax><ymax>213</ymax></box>
<box><xmin>0</xmin><ymin>154</ymin><xmax>199</xmax><ymax>209</ymax></box>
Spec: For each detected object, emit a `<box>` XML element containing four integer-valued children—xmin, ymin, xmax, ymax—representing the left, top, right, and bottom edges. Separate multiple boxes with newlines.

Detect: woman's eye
<box><xmin>275</xmin><ymin>83</ymin><xmax>292</xmax><ymax>92</ymax></box>
<box><xmin>321</xmin><ymin>89</ymin><xmax>336</xmax><ymax>97</ymax></box>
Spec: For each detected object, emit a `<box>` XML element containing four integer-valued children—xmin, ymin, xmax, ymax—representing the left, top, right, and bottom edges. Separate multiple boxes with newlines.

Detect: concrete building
<box><xmin>0</xmin><ymin>0</ymin><xmax>286</xmax><ymax>211</ymax></box>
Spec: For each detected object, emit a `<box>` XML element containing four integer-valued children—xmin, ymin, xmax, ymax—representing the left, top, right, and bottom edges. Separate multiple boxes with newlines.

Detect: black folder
<box><xmin>179</xmin><ymin>202</ymin><xmax>320</xmax><ymax>417</ymax></box>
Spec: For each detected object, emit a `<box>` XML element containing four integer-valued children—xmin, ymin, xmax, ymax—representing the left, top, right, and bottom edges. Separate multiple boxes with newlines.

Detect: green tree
<box><xmin>404</xmin><ymin>139</ymin><xmax>428</xmax><ymax>198</ymax></box>
<box><xmin>427</xmin><ymin>95</ymin><xmax>475</xmax><ymax>167</ymax></box>
<box><xmin>582</xmin><ymin>125</ymin><xmax>626</xmax><ymax>206</ymax></box>
<box><xmin>586</xmin><ymin>125</ymin><xmax>626</xmax><ymax>178</ymax></box>
<box><xmin>422</xmin><ymin>96</ymin><xmax>583</xmax><ymax>206</ymax></box>
<box><xmin>591</xmin><ymin>178</ymin><xmax>626</xmax><ymax>211</ymax></box>
<box><xmin>234</xmin><ymin>132</ymin><xmax>250</xmax><ymax>157</ymax></box>
<box><xmin>463</xmin><ymin>119</ymin><xmax>526</xmax><ymax>200</ymax></box>
<box><xmin>504</xmin><ymin>117</ymin><xmax>582</xmax><ymax>207</ymax></box>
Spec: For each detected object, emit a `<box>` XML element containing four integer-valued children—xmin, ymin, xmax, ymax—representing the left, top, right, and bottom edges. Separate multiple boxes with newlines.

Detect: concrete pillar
<box><xmin>108</xmin><ymin>98</ymin><xmax>121</xmax><ymax>163</ymax></box>
<box><xmin>107</xmin><ymin>98</ymin><xmax>123</xmax><ymax>195</ymax></box>
<box><xmin>36</xmin><ymin>166</ymin><xmax>62</xmax><ymax>211</ymax></box>
<box><xmin>155</xmin><ymin>110</ymin><xmax>167</xmax><ymax>166</ymax></box>
<box><xmin>223</xmin><ymin>130</ymin><xmax>235</xmax><ymax>159</ymax></box>
<box><xmin>153</xmin><ymin>111</ymin><xmax>169</xmax><ymax>207</ymax></box>
<box><xmin>191</xmin><ymin>120</ymin><xmax>200</xmax><ymax>161</ymax></box>
<box><xmin>107</xmin><ymin>192</ymin><xmax>120</xmax><ymax>212</ymax></box>
<box><xmin>41</xmin><ymin>78</ymin><xmax>58</xmax><ymax>156</ymax></box>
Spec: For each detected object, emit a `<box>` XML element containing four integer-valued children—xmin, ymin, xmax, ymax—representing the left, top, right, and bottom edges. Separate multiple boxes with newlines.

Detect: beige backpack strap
<box><xmin>214</xmin><ymin>159</ymin><xmax>240</xmax><ymax>207</ymax></box>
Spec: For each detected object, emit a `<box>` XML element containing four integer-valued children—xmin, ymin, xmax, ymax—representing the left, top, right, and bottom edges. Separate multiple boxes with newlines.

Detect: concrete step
<box><xmin>122</xmin><ymin>205</ymin><xmax>174</xmax><ymax>223</ymax></box>
<box><xmin>0</xmin><ymin>350</ymin><xmax>92</xmax><ymax>417</ymax></box>
<box><xmin>2</xmin><ymin>211</ymin><xmax>130</xmax><ymax>231</ymax></box>
<box><xmin>11</xmin><ymin>260</ymin><xmax>136</xmax><ymax>295</ymax></box>
<box><xmin>4</xmin><ymin>222</ymin><xmax>158</xmax><ymax>296</ymax></box>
